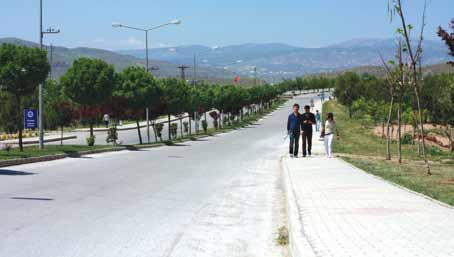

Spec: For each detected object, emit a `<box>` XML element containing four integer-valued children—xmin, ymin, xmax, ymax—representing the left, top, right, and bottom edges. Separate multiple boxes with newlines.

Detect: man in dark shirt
<box><xmin>287</xmin><ymin>103</ymin><xmax>302</xmax><ymax>158</ymax></box>
<box><xmin>301</xmin><ymin>105</ymin><xmax>316</xmax><ymax>157</ymax></box>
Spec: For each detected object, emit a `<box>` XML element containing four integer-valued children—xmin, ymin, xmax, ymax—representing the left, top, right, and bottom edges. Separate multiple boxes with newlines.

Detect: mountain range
<box><xmin>119</xmin><ymin>38</ymin><xmax>452</xmax><ymax>80</ymax></box>
<box><xmin>1</xmin><ymin>37</ymin><xmax>452</xmax><ymax>83</ymax></box>
<box><xmin>0</xmin><ymin>37</ymin><xmax>234</xmax><ymax>83</ymax></box>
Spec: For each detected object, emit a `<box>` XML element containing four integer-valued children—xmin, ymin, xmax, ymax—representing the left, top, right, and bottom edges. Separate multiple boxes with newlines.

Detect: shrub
<box><xmin>401</xmin><ymin>133</ymin><xmax>413</xmax><ymax>145</ymax></box>
<box><xmin>154</xmin><ymin>123</ymin><xmax>164</xmax><ymax>141</ymax></box>
<box><xmin>428</xmin><ymin>146</ymin><xmax>443</xmax><ymax>156</ymax></box>
<box><xmin>106</xmin><ymin>126</ymin><xmax>118</xmax><ymax>145</ymax></box>
<box><xmin>86</xmin><ymin>135</ymin><xmax>96</xmax><ymax>146</ymax></box>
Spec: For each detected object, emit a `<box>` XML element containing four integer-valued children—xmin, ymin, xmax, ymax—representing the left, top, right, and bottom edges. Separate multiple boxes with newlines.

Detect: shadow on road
<box><xmin>0</xmin><ymin>169</ymin><xmax>36</xmax><ymax>176</ymax></box>
<box><xmin>11</xmin><ymin>197</ymin><xmax>54</xmax><ymax>201</ymax></box>
<box><xmin>164</xmin><ymin>142</ymin><xmax>189</xmax><ymax>147</ymax></box>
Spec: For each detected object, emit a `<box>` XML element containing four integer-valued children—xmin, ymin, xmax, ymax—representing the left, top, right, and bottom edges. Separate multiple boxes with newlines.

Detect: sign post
<box><xmin>24</xmin><ymin>109</ymin><xmax>38</xmax><ymax>130</ymax></box>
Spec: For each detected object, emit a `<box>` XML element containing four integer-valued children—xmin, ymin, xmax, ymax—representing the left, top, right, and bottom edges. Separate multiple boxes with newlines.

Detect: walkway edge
<box><xmin>281</xmin><ymin>156</ymin><xmax>317</xmax><ymax>257</ymax></box>
<box><xmin>340</xmin><ymin>157</ymin><xmax>454</xmax><ymax>209</ymax></box>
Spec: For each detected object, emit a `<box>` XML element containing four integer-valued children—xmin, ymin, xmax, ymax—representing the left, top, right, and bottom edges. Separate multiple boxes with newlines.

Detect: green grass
<box><xmin>324</xmin><ymin>100</ymin><xmax>454</xmax><ymax>206</ymax></box>
<box><xmin>0</xmin><ymin>145</ymin><xmax>118</xmax><ymax>160</ymax></box>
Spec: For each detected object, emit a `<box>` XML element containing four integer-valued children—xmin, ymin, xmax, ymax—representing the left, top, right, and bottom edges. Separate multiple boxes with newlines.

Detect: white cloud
<box><xmin>127</xmin><ymin>37</ymin><xmax>144</xmax><ymax>47</ymax></box>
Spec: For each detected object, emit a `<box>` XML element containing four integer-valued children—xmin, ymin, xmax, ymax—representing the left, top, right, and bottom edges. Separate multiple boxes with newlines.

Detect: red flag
<box><xmin>233</xmin><ymin>75</ymin><xmax>241</xmax><ymax>83</ymax></box>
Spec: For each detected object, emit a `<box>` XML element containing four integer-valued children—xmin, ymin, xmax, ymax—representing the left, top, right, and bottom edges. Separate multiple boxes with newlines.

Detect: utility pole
<box><xmin>39</xmin><ymin>0</ymin><xmax>60</xmax><ymax>150</ymax></box>
<box><xmin>193</xmin><ymin>54</ymin><xmax>197</xmax><ymax>86</ymax></box>
<box><xmin>177</xmin><ymin>65</ymin><xmax>190</xmax><ymax>81</ymax></box>
<box><xmin>254</xmin><ymin>67</ymin><xmax>257</xmax><ymax>86</ymax></box>
<box><xmin>112</xmin><ymin>19</ymin><xmax>181</xmax><ymax>144</ymax></box>
<box><xmin>192</xmin><ymin>55</ymin><xmax>197</xmax><ymax>134</ymax></box>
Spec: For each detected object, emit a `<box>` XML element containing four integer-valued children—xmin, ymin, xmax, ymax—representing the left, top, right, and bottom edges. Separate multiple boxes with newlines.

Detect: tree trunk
<box><xmin>450</xmin><ymin>127</ymin><xmax>454</xmax><ymax>153</ymax></box>
<box><xmin>412</xmin><ymin>73</ymin><xmax>431</xmax><ymax>175</ymax></box>
<box><xmin>90</xmin><ymin>123</ymin><xmax>94</xmax><ymax>137</ymax></box>
<box><xmin>61</xmin><ymin>125</ymin><xmax>64</xmax><ymax>146</ymax></box>
<box><xmin>445</xmin><ymin>126</ymin><xmax>454</xmax><ymax>153</ymax></box>
<box><xmin>152</xmin><ymin>120</ymin><xmax>158</xmax><ymax>143</ymax></box>
<box><xmin>381</xmin><ymin>122</ymin><xmax>385</xmax><ymax>139</ymax></box>
<box><xmin>386</xmin><ymin>96</ymin><xmax>394</xmax><ymax>160</ymax></box>
<box><xmin>168</xmin><ymin>114</ymin><xmax>171</xmax><ymax>141</ymax></box>
<box><xmin>179</xmin><ymin>117</ymin><xmax>183</xmax><ymax>138</ymax></box>
<box><xmin>16</xmin><ymin>95</ymin><xmax>23</xmax><ymax>152</ymax></box>
<box><xmin>136</xmin><ymin>120</ymin><xmax>143</xmax><ymax>145</ymax></box>
<box><xmin>188</xmin><ymin>115</ymin><xmax>192</xmax><ymax>136</ymax></box>
<box><xmin>395</xmin><ymin>0</ymin><xmax>431</xmax><ymax>174</ymax></box>
<box><xmin>397</xmin><ymin>100</ymin><xmax>402</xmax><ymax>164</ymax></box>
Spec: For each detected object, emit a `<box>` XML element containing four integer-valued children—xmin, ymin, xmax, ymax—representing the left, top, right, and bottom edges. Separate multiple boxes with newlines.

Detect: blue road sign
<box><xmin>24</xmin><ymin>109</ymin><xmax>38</xmax><ymax>129</ymax></box>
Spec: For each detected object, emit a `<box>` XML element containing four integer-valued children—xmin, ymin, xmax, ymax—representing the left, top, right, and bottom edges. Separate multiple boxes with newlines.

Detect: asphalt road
<box><xmin>0</xmin><ymin>95</ymin><xmax>317</xmax><ymax>257</ymax></box>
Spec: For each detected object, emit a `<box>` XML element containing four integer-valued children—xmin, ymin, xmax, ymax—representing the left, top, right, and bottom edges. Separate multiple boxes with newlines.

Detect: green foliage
<box><xmin>106</xmin><ymin>126</ymin><xmax>118</xmax><ymax>145</ymax></box>
<box><xmin>170</xmin><ymin>123</ymin><xmax>178</xmax><ymax>138</ymax></box>
<box><xmin>401</xmin><ymin>133</ymin><xmax>413</xmax><ymax>145</ymax></box>
<box><xmin>61</xmin><ymin>57</ymin><xmax>116</xmax><ymax>135</ymax></box>
<box><xmin>46</xmin><ymin>101</ymin><xmax>75</xmax><ymax>131</ymax></box>
<box><xmin>116</xmin><ymin>66</ymin><xmax>161</xmax><ymax>114</ymax></box>
<box><xmin>160</xmin><ymin>78</ymin><xmax>191</xmax><ymax>116</ymax></box>
<box><xmin>0</xmin><ymin>44</ymin><xmax>50</xmax><ymax>151</ymax></box>
<box><xmin>61</xmin><ymin>57</ymin><xmax>116</xmax><ymax>107</ymax></box>
<box><xmin>0</xmin><ymin>44</ymin><xmax>50</xmax><ymax>97</ymax></box>
<box><xmin>154</xmin><ymin>123</ymin><xmax>164</xmax><ymax>141</ymax></box>
<box><xmin>86</xmin><ymin>135</ymin><xmax>96</xmax><ymax>147</ymax></box>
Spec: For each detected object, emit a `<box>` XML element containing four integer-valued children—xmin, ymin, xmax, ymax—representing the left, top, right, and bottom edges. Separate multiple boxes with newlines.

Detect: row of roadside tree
<box><xmin>0</xmin><ymin>43</ymin><xmax>288</xmax><ymax>151</ymax></box>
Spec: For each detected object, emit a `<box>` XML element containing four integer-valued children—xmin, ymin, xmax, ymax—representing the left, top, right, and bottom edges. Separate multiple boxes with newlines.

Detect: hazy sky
<box><xmin>1</xmin><ymin>0</ymin><xmax>452</xmax><ymax>50</ymax></box>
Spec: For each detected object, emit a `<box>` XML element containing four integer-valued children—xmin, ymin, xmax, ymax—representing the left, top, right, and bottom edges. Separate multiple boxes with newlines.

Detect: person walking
<box><xmin>301</xmin><ymin>105</ymin><xmax>316</xmax><ymax>157</ymax></box>
<box><xmin>287</xmin><ymin>104</ymin><xmax>302</xmax><ymax>158</ymax></box>
<box><xmin>103</xmin><ymin>113</ymin><xmax>110</xmax><ymax>128</ymax></box>
<box><xmin>315</xmin><ymin>110</ymin><xmax>321</xmax><ymax>132</ymax></box>
<box><xmin>324</xmin><ymin>112</ymin><xmax>338</xmax><ymax>158</ymax></box>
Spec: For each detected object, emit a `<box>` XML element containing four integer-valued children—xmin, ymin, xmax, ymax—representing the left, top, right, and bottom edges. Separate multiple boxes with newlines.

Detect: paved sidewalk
<box><xmin>284</xmin><ymin>100</ymin><xmax>454</xmax><ymax>257</ymax></box>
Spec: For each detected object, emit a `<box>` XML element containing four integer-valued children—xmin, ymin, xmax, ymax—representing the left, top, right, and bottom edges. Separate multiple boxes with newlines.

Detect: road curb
<box><xmin>0</xmin><ymin>147</ymin><xmax>127</xmax><ymax>168</ymax></box>
<box><xmin>281</xmin><ymin>156</ymin><xmax>317</xmax><ymax>257</ymax></box>
<box><xmin>1</xmin><ymin>135</ymin><xmax>77</xmax><ymax>145</ymax></box>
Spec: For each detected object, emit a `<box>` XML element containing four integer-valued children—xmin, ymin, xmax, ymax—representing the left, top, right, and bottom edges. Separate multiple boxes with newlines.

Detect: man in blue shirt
<box><xmin>287</xmin><ymin>103</ymin><xmax>302</xmax><ymax>158</ymax></box>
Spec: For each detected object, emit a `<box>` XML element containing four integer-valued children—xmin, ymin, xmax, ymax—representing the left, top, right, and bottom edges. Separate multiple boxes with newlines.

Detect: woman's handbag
<box><xmin>320</xmin><ymin>128</ymin><xmax>325</xmax><ymax>138</ymax></box>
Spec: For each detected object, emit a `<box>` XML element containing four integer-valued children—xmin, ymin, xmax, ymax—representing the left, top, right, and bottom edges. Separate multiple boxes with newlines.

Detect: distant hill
<box><xmin>0</xmin><ymin>38</ymin><xmax>236</xmax><ymax>83</ymax></box>
<box><xmin>311</xmin><ymin>63</ymin><xmax>454</xmax><ymax>78</ymax></box>
<box><xmin>2</xmin><ymin>37</ymin><xmax>452</xmax><ymax>83</ymax></box>
<box><xmin>119</xmin><ymin>38</ymin><xmax>452</xmax><ymax>81</ymax></box>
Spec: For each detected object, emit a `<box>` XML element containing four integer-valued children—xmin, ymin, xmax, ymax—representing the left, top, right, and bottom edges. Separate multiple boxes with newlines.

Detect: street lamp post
<box><xmin>112</xmin><ymin>19</ymin><xmax>181</xmax><ymax>144</ymax></box>
<box><xmin>39</xmin><ymin>0</ymin><xmax>60</xmax><ymax>150</ymax></box>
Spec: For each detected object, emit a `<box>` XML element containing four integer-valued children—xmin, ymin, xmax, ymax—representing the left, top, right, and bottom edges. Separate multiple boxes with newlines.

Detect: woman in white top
<box><xmin>324</xmin><ymin>112</ymin><xmax>337</xmax><ymax>158</ymax></box>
